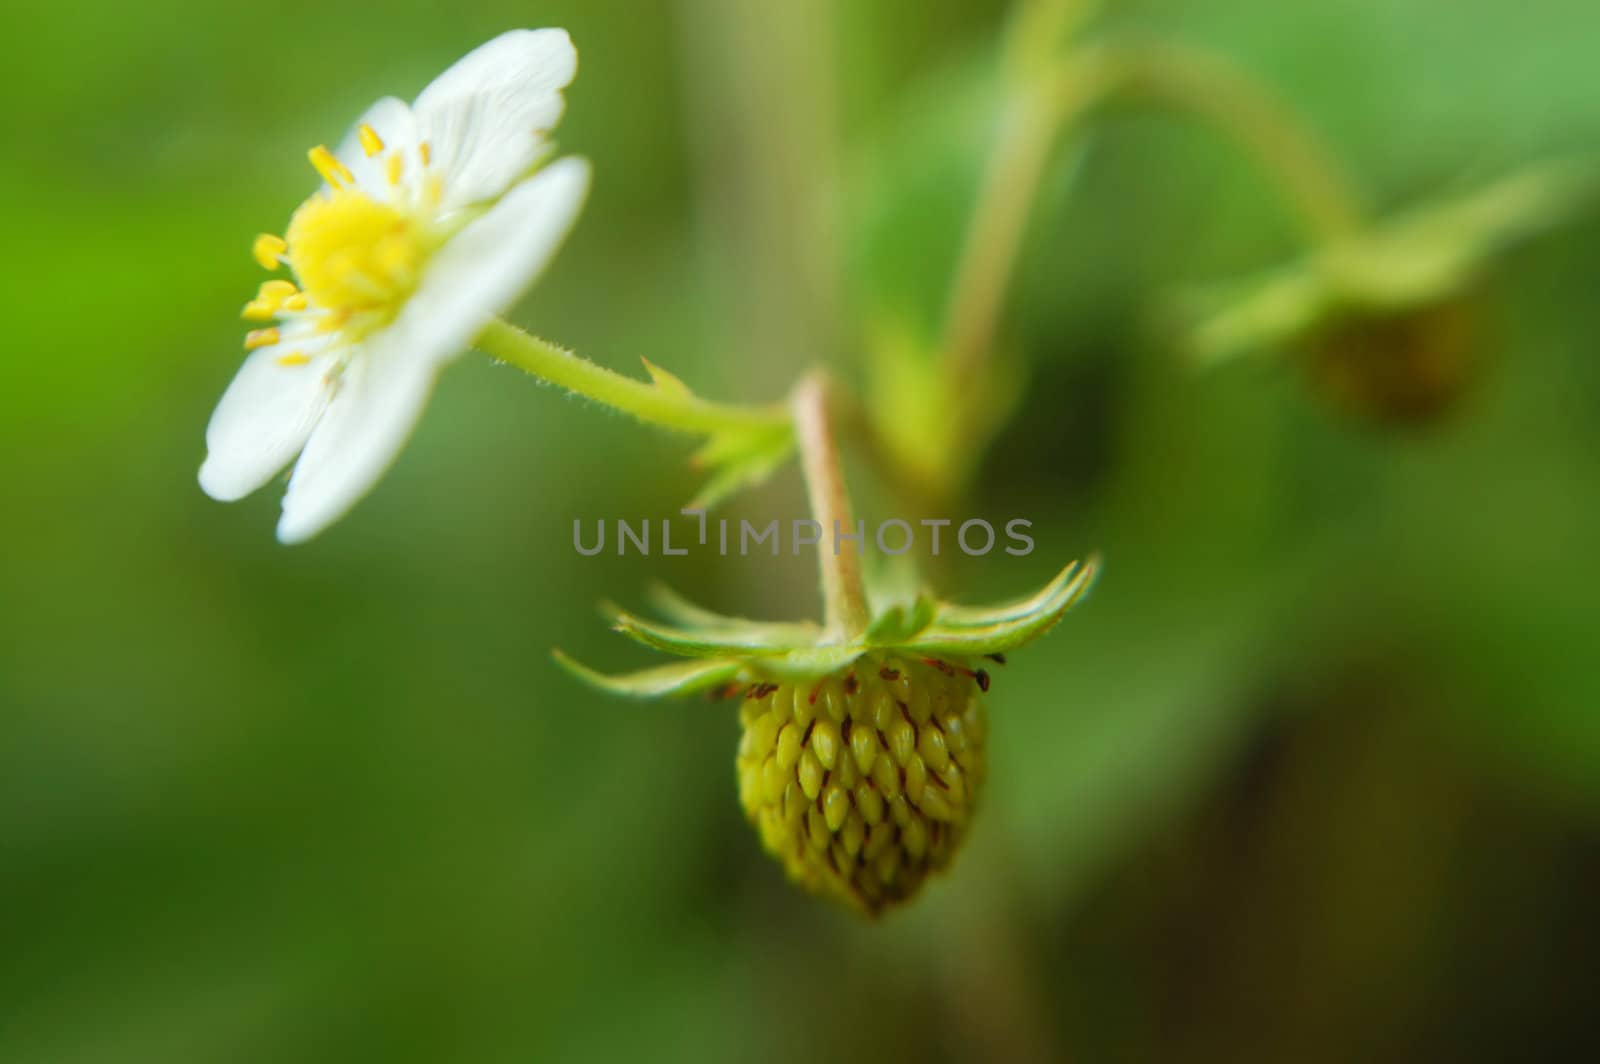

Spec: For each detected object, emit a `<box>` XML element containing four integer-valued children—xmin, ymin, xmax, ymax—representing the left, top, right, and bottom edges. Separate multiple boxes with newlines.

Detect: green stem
<box><xmin>928</xmin><ymin>36</ymin><xmax>1365</xmax><ymax>506</ymax></box>
<box><xmin>942</xmin><ymin>39</ymin><xmax>1364</xmax><ymax>392</ymax></box>
<box><xmin>1100</xmin><ymin>39</ymin><xmax>1367</xmax><ymax>243</ymax></box>
<box><xmin>475</xmin><ymin>318</ymin><xmax>790</xmax><ymax>437</ymax></box>
<box><xmin>940</xmin><ymin>54</ymin><xmax>1109</xmax><ymax>389</ymax></box>
<box><xmin>791</xmin><ymin>371</ymin><xmax>871</xmax><ymax>640</ymax></box>
<box><xmin>1005</xmin><ymin>0</ymin><xmax>1103</xmax><ymax>76</ymax></box>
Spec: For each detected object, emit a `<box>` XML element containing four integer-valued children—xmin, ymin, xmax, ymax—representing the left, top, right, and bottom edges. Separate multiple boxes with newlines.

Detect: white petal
<box><xmin>396</xmin><ymin>156</ymin><xmax>591</xmax><ymax>368</ymax></box>
<box><xmin>414</xmin><ymin>29</ymin><xmax>578</xmax><ymax>209</ymax></box>
<box><xmin>333</xmin><ymin>96</ymin><xmax>422</xmax><ymax>202</ymax></box>
<box><xmin>199</xmin><ymin>347</ymin><xmax>335</xmax><ymax>502</ymax></box>
<box><xmin>269</xmin><ymin>156</ymin><xmax>589</xmax><ymax>543</ymax></box>
<box><xmin>275</xmin><ymin>343</ymin><xmax>439</xmax><ymax>544</ymax></box>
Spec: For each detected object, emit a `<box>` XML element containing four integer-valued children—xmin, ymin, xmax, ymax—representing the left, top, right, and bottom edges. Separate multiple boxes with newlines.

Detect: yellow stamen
<box><xmin>282</xmin><ymin>294</ymin><xmax>309</xmax><ymax>312</ymax></box>
<box><xmin>308</xmin><ymin>145</ymin><xmax>354</xmax><ymax>188</ymax></box>
<box><xmin>244</xmin><ymin>328</ymin><xmax>280</xmax><ymax>351</ymax></box>
<box><xmin>275</xmin><ymin>351</ymin><xmax>312</xmax><ymax>367</ymax></box>
<box><xmin>419</xmin><ymin>141</ymin><xmax>432</xmax><ymax>166</ymax></box>
<box><xmin>240</xmin><ymin>279</ymin><xmax>299</xmax><ymax>320</ymax></box>
<box><xmin>385</xmin><ymin>153</ymin><xmax>404</xmax><ymax>186</ymax></box>
<box><xmin>252</xmin><ymin>233</ymin><xmax>287</xmax><ymax>270</ymax></box>
<box><xmin>357</xmin><ymin>124</ymin><xmax>385</xmax><ymax>158</ymax></box>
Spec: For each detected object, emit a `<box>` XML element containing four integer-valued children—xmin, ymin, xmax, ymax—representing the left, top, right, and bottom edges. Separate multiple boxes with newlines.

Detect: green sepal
<box><xmin>645</xmin><ymin>583</ymin><xmax>767</xmax><ymax>629</ymax></box>
<box><xmin>935</xmin><ymin>558</ymin><xmax>1095</xmax><ymax>627</ymax></box>
<box><xmin>605</xmin><ymin>604</ymin><xmax>818</xmax><ymax>658</ymax></box>
<box><xmin>864</xmin><ymin>591</ymin><xmax>939</xmax><ymax>644</ymax></box>
<box><xmin>744</xmin><ymin>644</ymin><xmax>867</xmax><ymax>680</ymax></box>
<box><xmin>562</xmin><ymin>556</ymin><xmax>1100</xmax><ymax>700</ymax></box>
<box><xmin>906</xmin><ymin>557</ymin><xmax>1101</xmax><ymax>655</ymax></box>
<box><xmin>551</xmin><ymin>651</ymin><xmax>746</xmax><ymax>699</ymax></box>
<box><xmin>687</xmin><ymin>427</ymin><xmax>796</xmax><ymax>512</ymax></box>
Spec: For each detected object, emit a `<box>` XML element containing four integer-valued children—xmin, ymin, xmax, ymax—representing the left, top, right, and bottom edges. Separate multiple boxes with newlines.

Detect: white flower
<box><xmin>199</xmin><ymin>29</ymin><xmax>591</xmax><ymax>543</ymax></box>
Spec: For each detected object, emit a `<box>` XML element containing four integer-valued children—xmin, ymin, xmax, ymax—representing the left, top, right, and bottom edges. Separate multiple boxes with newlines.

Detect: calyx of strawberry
<box><xmin>554</xmin><ymin>556</ymin><xmax>1100</xmax><ymax>698</ymax></box>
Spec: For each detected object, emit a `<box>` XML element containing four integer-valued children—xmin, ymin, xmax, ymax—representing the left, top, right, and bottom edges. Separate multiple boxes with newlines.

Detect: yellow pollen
<box><xmin>419</xmin><ymin>140</ymin><xmax>432</xmax><ymax>166</ymax></box>
<box><xmin>357</xmin><ymin>124</ymin><xmax>385</xmax><ymax>158</ymax></box>
<box><xmin>282</xmin><ymin>293</ymin><xmax>309</xmax><ymax>312</ymax></box>
<box><xmin>385</xmin><ymin>153</ymin><xmax>404</xmax><ymax>186</ymax></box>
<box><xmin>240</xmin><ymin>279</ymin><xmax>300</xmax><ymax>320</ymax></box>
<box><xmin>253</xmin><ymin>233</ymin><xmax>287</xmax><ymax>270</ymax></box>
<box><xmin>245</xmin><ymin>328</ymin><xmax>281</xmax><ymax>351</ymax></box>
<box><xmin>259</xmin><ymin>279</ymin><xmax>298</xmax><ymax>301</ymax></box>
<box><xmin>308</xmin><ymin>145</ymin><xmax>354</xmax><ymax>188</ymax></box>
<box><xmin>283</xmin><ymin>184</ymin><xmax>425</xmax><ymax>329</ymax></box>
<box><xmin>275</xmin><ymin>351</ymin><xmax>312</xmax><ymax>367</ymax></box>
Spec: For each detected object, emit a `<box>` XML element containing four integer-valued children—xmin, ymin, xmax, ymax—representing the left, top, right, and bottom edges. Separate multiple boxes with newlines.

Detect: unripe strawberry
<box><xmin>736</xmin><ymin>657</ymin><xmax>988</xmax><ymax>915</ymax></box>
<box><xmin>556</xmin><ymin>558</ymin><xmax>1099</xmax><ymax>915</ymax></box>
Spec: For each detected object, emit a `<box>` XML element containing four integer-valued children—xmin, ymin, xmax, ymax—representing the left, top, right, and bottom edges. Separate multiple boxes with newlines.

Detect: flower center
<box><xmin>245</xmin><ymin>138</ymin><xmax>447</xmax><ymax>351</ymax></box>
<box><xmin>285</xmin><ymin>186</ymin><xmax>422</xmax><ymax>327</ymax></box>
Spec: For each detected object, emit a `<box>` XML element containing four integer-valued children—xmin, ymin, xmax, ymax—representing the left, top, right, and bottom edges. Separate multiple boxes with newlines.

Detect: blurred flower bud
<box><xmin>1180</xmin><ymin>161</ymin><xmax>1595</xmax><ymax>427</ymax></box>
<box><xmin>1300</xmin><ymin>293</ymin><xmax>1477</xmax><ymax>427</ymax></box>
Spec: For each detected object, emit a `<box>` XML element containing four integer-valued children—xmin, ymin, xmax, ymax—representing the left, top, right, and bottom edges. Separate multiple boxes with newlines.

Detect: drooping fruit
<box><xmin>557</xmin><ymin>558</ymin><xmax>1100</xmax><ymax>916</ymax></box>
<box><xmin>735</xmin><ymin>655</ymin><xmax>988</xmax><ymax>915</ymax></box>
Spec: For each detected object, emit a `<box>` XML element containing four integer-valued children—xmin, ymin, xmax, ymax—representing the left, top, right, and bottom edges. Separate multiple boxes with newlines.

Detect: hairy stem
<box><xmin>476</xmin><ymin>318</ymin><xmax>790</xmax><ymax>437</ymax></box>
<box><xmin>791</xmin><ymin>371</ymin><xmax>871</xmax><ymax>639</ymax></box>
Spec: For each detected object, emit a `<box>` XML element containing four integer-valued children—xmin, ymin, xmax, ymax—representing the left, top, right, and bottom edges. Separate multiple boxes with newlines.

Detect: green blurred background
<box><xmin>3</xmin><ymin>0</ymin><xmax>1599</xmax><ymax>1059</ymax></box>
